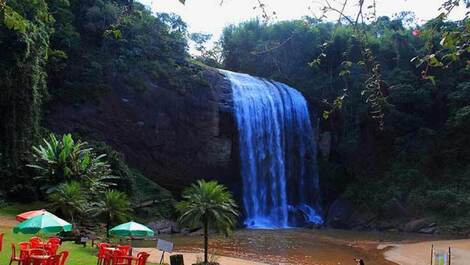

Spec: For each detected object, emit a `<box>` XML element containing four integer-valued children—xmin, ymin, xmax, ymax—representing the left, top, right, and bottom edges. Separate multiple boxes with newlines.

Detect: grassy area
<box><xmin>0</xmin><ymin>203</ymin><xmax>161</xmax><ymax>265</ymax></box>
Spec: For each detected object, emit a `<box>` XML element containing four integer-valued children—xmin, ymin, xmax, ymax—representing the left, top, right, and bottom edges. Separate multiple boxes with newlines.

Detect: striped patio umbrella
<box><xmin>13</xmin><ymin>213</ymin><xmax>72</xmax><ymax>235</ymax></box>
<box><xmin>109</xmin><ymin>221</ymin><xmax>154</xmax><ymax>237</ymax></box>
<box><xmin>16</xmin><ymin>209</ymin><xmax>50</xmax><ymax>222</ymax></box>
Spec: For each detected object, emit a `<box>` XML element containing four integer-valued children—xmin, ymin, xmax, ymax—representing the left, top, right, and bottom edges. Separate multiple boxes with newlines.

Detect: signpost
<box><xmin>157</xmin><ymin>239</ymin><xmax>174</xmax><ymax>264</ymax></box>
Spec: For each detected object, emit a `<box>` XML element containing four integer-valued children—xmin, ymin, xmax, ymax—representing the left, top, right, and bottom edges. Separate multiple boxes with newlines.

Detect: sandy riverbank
<box><xmin>135</xmin><ymin>248</ymin><xmax>269</xmax><ymax>265</ymax></box>
<box><xmin>379</xmin><ymin>239</ymin><xmax>470</xmax><ymax>265</ymax></box>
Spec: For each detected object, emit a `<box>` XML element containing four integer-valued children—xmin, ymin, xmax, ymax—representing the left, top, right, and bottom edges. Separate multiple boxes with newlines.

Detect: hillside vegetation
<box><xmin>218</xmin><ymin>17</ymin><xmax>470</xmax><ymax>232</ymax></box>
<box><xmin>0</xmin><ymin>0</ymin><xmax>192</xmax><ymax>222</ymax></box>
<box><xmin>1</xmin><ymin>0</ymin><xmax>470</xmax><ymax>233</ymax></box>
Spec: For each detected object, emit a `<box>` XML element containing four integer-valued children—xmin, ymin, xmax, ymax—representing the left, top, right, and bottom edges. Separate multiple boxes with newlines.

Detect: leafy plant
<box><xmin>91</xmin><ymin>190</ymin><xmax>132</xmax><ymax>237</ymax></box>
<box><xmin>176</xmin><ymin>180</ymin><xmax>238</xmax><ymax>265</ymax></box>
<box><xmin>28</xmin><ymin>134</ymin><xmax>116</xmax><ymax>194</ymax></box>
<box><xmin>48</xmin><ymin>181</ymin><xmax>88</xmax><ymax>225</ymax></box>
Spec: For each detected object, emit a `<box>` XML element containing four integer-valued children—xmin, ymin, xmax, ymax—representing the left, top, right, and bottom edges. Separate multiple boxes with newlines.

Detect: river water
<box><xmin>139</xmin><ymin>229</ymin><xmax>410</xmax><ymax>265</ymax></box>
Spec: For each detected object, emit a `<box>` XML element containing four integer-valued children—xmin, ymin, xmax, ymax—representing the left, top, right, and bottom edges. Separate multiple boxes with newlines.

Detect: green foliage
<box><xmin>91</xmin><ymin>190</ymin><xmax>132</xmax><ymax>236</ymax></box>
<box><xmin>1</xmin><ymin>0</ymin><xmax>202</xmax><ymax>202</ymax></box>
<box><xmin>3</xmin><ymin>5</ymin><xmax>28</xmax><ymax>32</ymax></box>
<box><xmin>0</xmin><ymin>0</ymin><xmax>53</xmax><ymax>169</ymax></box>
<box><xmin>92</xmin><ymin>142</ymin><xmax>175</xmax><ymax>219</ymax></box>
<box><xmin>30</xmin><ymin>134</ymin><xmax>138</xmax><ymax>229</ymax></box>
<box><xmin>221</xmin><ymin>15</ymin><xmax>470</xmax><ymax>228</ymax></box>
<box><xmin>131</xmin><ymin>171</ymin><xmax>175</xmax><ymax>219</ymax></box>
<box><xmin>412</xmin><ymin>1</ymin><xmax>470</xmax><ymax>80</ymax></box>
<box><xmin>190</xmin><ymin>32</ymin><xmax>223</xmax><ymax>67</ymax></box>
<box><xmin>29</xmin><ymin>134</ymin><xmax>116</xmax><ymax>194</ymax></box>
<box><xmin>45</xmin><ymin>0</ymin><xmax>203</xmax><ymax>103</ymax></box>
<box><xmin>177</xmin><ymin>180</ymin><xmax>239</xmax><ymax>232</ymax></box>
<box><xmin>48</xmin><ymin>181</ymin><xmax>88</xmax><ymax>223</ymax></box>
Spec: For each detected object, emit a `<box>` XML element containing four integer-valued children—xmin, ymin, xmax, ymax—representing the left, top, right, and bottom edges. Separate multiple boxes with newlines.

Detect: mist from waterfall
<box><xmin>223</xmin><ymin>70</ymin><xmax>323</xmax><ymax>229</ymax></box>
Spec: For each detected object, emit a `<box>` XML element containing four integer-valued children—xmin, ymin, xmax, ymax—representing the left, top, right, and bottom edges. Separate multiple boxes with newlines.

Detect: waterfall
<box><xmin>222</xmin><ymin>70</ymin><xmax>323</xmax><ymax>229</ymax></box>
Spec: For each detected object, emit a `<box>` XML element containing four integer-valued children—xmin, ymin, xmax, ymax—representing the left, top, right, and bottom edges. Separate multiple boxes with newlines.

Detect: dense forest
<box><xmin>0</xmin><ymin>0</ymin><xmax>195</xmax><ymax>223</ymax></box>
<box><xmin>217</xmin><ymin>15</ymin><xmax>470</xmax><ymax>231</ymax></box>
<box><xmin>1</xmin><ymin>0</ymin><xmax>470</xmax><ymax>233</ymax></box>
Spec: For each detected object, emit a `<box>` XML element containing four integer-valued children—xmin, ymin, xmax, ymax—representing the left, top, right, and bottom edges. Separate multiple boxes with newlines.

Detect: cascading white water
<box><xmin>222</xmin><ymin>70</ymin><xmax>323</xmax><ymax>229</ymax></box>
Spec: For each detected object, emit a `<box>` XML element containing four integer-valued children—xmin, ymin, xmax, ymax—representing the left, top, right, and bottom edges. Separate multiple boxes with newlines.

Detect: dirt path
<box><xmin>0</xmin><ymin>214</ymin><xmax>18</xmax><ymax>228</ymax></box>
<box><xmin>379</xmin><ymin>239</ymin><xmax>470</xmax><ymax>265</ymax></box>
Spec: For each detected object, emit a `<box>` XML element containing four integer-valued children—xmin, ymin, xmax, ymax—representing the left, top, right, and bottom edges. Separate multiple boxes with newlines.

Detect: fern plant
<box><xmin>48</xmin><ymin>181</ymin><xmax>88</xmax><ymax>224</ymax></box>
<box><xmin>28</xmin><ymin>133</ymin><xmax>116</xmax><ymax>194</ymax></box>
<box><xmin>90</xmin><ymin>190</ymin><xmax>132</xmax><ymax>237</ymax></box>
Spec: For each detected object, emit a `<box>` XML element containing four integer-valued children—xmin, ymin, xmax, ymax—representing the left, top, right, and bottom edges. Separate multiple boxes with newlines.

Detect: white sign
<box><xmin>433</xmin><ymin>251</ymin><xmax>449</xmax><ymax>265</ymax></box>
<box><xmin>157</xmin><ymin>239</ymin><xmax>173</xmax><ymax>253</ymax></box>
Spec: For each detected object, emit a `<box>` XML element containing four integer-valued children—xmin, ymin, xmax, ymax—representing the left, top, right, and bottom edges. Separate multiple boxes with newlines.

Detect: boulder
<box><xmin>46</xmin><ymin>68</ymin><xmax>240</xmax><ymax>194</ymax></box>
<box><xmin>403</xmin><ymin>218</ymin><xmax>433</xmax><ymax>233</ymax></box>
<box><xmin>419</xmin><ymin>226</ymin><xmax>437</xmax><ymax>234</ymax></box>
<box><xmin>325</xmin><ymin>198</ymin><xmax>376</xmax><ymax>229</ymax></box>
<box><xmin>147</xmin><ymin>220</ymin><xmax>180</xmax><ymax>234</ymax></box>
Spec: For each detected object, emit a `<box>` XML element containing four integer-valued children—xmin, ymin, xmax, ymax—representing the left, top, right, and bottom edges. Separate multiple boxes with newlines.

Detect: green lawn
<box><xmin>0</xmin><ymin>203</ymin><xmax>160</xmax><ymax>265</ymax></box>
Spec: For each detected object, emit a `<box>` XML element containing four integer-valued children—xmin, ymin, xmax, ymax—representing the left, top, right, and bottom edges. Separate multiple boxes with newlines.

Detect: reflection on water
<box><xmin>134</xmin><ymin>229</ymin><xmax>404</xmax><ymax>265</ymax></box>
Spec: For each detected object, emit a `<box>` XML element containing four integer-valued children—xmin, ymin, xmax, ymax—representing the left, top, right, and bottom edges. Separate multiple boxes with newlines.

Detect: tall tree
<box><xmin>49</xmin><ymin>181</ymin><xmax>88</xmax><ymax>225</ymax></box>
<box><xmin>0</xmin><ymin>0</ymin><xmax>52</xmax><ymax>167</ymax></box>
<box><xmin>92</xmin><ymin>190</ymin><xmax>132</xmax><ymax>237</ymax></box>
<box><xmin>177</xmin><ymin>180</ymin><xmax>239</xmax><ymax>264</ymax></box>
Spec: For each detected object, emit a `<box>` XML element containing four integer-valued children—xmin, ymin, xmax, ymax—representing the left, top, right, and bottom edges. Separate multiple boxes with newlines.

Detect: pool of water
<box><xmin>131</xmin><ymin>228</ymin><xmax>440</xmax><ymax>265</ymax></box>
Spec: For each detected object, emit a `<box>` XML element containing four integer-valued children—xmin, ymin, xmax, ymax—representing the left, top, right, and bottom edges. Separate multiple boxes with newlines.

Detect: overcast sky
<box><xmin>138</xmin><ymin>0</ymin><xmax>468</xmax><ymax>42</ymax></box>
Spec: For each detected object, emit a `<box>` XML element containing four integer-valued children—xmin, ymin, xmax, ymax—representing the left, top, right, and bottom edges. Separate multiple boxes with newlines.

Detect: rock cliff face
<box><xmin>46</xmin><ymin>68</ymin><xmax>240</xmax><ymax>193</ymax></box>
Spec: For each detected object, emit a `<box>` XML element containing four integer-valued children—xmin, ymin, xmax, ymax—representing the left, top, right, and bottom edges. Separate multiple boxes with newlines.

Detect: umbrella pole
<box><xmin>130</xmin><ymin>236</ymin><xmax>133</xmax><ymax>256</ymax></box>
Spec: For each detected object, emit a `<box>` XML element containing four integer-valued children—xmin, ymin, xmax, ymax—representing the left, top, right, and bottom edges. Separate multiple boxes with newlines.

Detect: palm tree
<box><xmin>48</xmin><ymin>181</ymin><xmax>88</xmax><ymax>225</ymax></box>
<box><xmin>91</xmin><ymin>190</ymin><xmax>132</xmax><ymax>237</ymax></box>
<box><xmin>176</xmin><ymin>180</ymin><xmax>239</xmax><ymax>265</ymax></box>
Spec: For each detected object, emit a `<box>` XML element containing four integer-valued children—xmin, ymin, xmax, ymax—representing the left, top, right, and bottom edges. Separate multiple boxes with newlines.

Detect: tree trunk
<box><xmin>106</xmin><ymin>220</ymin><xmax>110</xmax><ymax>238</ymax></box>
<box><xmin>204</xmin><ymin>214</ymin><xmax>208</xmax><ymax>264</ymax></box>
<box><xmin>70</xmin><ymin>212</ymin><xmax>74</xmax><ymax>226</ymax></box>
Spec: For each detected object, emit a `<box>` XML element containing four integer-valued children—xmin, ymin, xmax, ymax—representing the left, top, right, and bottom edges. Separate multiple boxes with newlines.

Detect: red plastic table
<box><xmin>29</xmin><ymin>254</ymin><xmax>50</xmax><ymax>265</ymax></box>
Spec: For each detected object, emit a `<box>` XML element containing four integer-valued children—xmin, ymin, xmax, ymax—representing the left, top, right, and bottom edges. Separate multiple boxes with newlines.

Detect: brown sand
<box><xmin>0</xmin><ymin>215</ymin><xmax>20</xmax><ymax>228</ymax></box>
<box><xmin>135</xmin><ymin>248</ymin><xmax>269</xmax><ymax>265</ymax></box>
<box><xmin>379</xmin><ymin>239</ymin><xmax>470</xmax><ymax>265</ymax></box>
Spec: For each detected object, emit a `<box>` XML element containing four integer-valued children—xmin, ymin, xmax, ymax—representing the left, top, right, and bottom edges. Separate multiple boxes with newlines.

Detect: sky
<box><xmin>138</xmin><ymin>0</ymin><xmax>468</xmax><ymax>45</ymax></box>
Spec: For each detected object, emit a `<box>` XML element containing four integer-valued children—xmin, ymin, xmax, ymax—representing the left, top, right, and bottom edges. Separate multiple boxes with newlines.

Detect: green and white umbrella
<box><xmin>109</xmin><ymin>221</ymin><xmax>154</xmax><ymax>237</ymax></box>
<box><xmin>13</xmin><ymin>212</ymin><xmax>72</xmax><ymax>235</ymax></box>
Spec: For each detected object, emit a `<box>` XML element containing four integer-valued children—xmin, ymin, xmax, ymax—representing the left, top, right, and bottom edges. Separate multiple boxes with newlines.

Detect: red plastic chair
<box><xmin>45</xmin><ymin>255</ymin><xmax>60</xmax><ymax>265</ymax></box>
<box><xmin>110</xmin><ymin>249</ymin><xmax>129</xmax><ymax>265</ymax></box>
<box><xmin>19</xmin><ymin>242</ymin><xmax>31</xmax><ymax>251</ymax></box>
<box><xmin>29</xmin><ymin>238</ymin><xmax>42</xmax><ymax>249</ymax></box>
<box><xmin>29</xmin><ymin>249</ymin><xmax>48</xmax><ymax>265</ymax></box>
<box><xmin>0</xmin><ymin>233</ymin><xmax>4</xmax><ymax>252</ymax></box>
<box><xmin>9</xmin><ymin>243</ymin><xmax>29</xmax><ymax>265</ymax></box>
<box><xmin>47</xmin><ymin>237</ymin><xmax>61</xmax><ymax>246</ymax></box>
<box><xmin>45</xmin><ymin>243</ymin><xmax>59</xmax><ymax>256</ymax></box>
<box><xmin>58</xmin><ymin>251</ymin><xmax>69</xmax><ymax>265</ymax></box>
<box><xmin>102</xmin><ymin>248</ymin><xmax>116</xmax><ymax>265</ymax></box>
<box><xmin>96</xmin><ymin>243</ymin><xmax>110</xmax><ymax>265</ymax></box>
<box><xmin>18</xmin><ymin>242</ymin><xmax>31</xmax><ymax>264</ymax></box>
<box><xmin>117</xmin><ymin>245</ymin><xmax>130</xmax><ymax>256</ymax></box>
<box><xmin>29</xmin><ymin>249</ymin><xmax>47</xmax><ymax>255</ymax></box>
<box><xmin>135</xmin><ymin>252</ymin><xmax>150</xmax><ymax>265</ymax></box>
